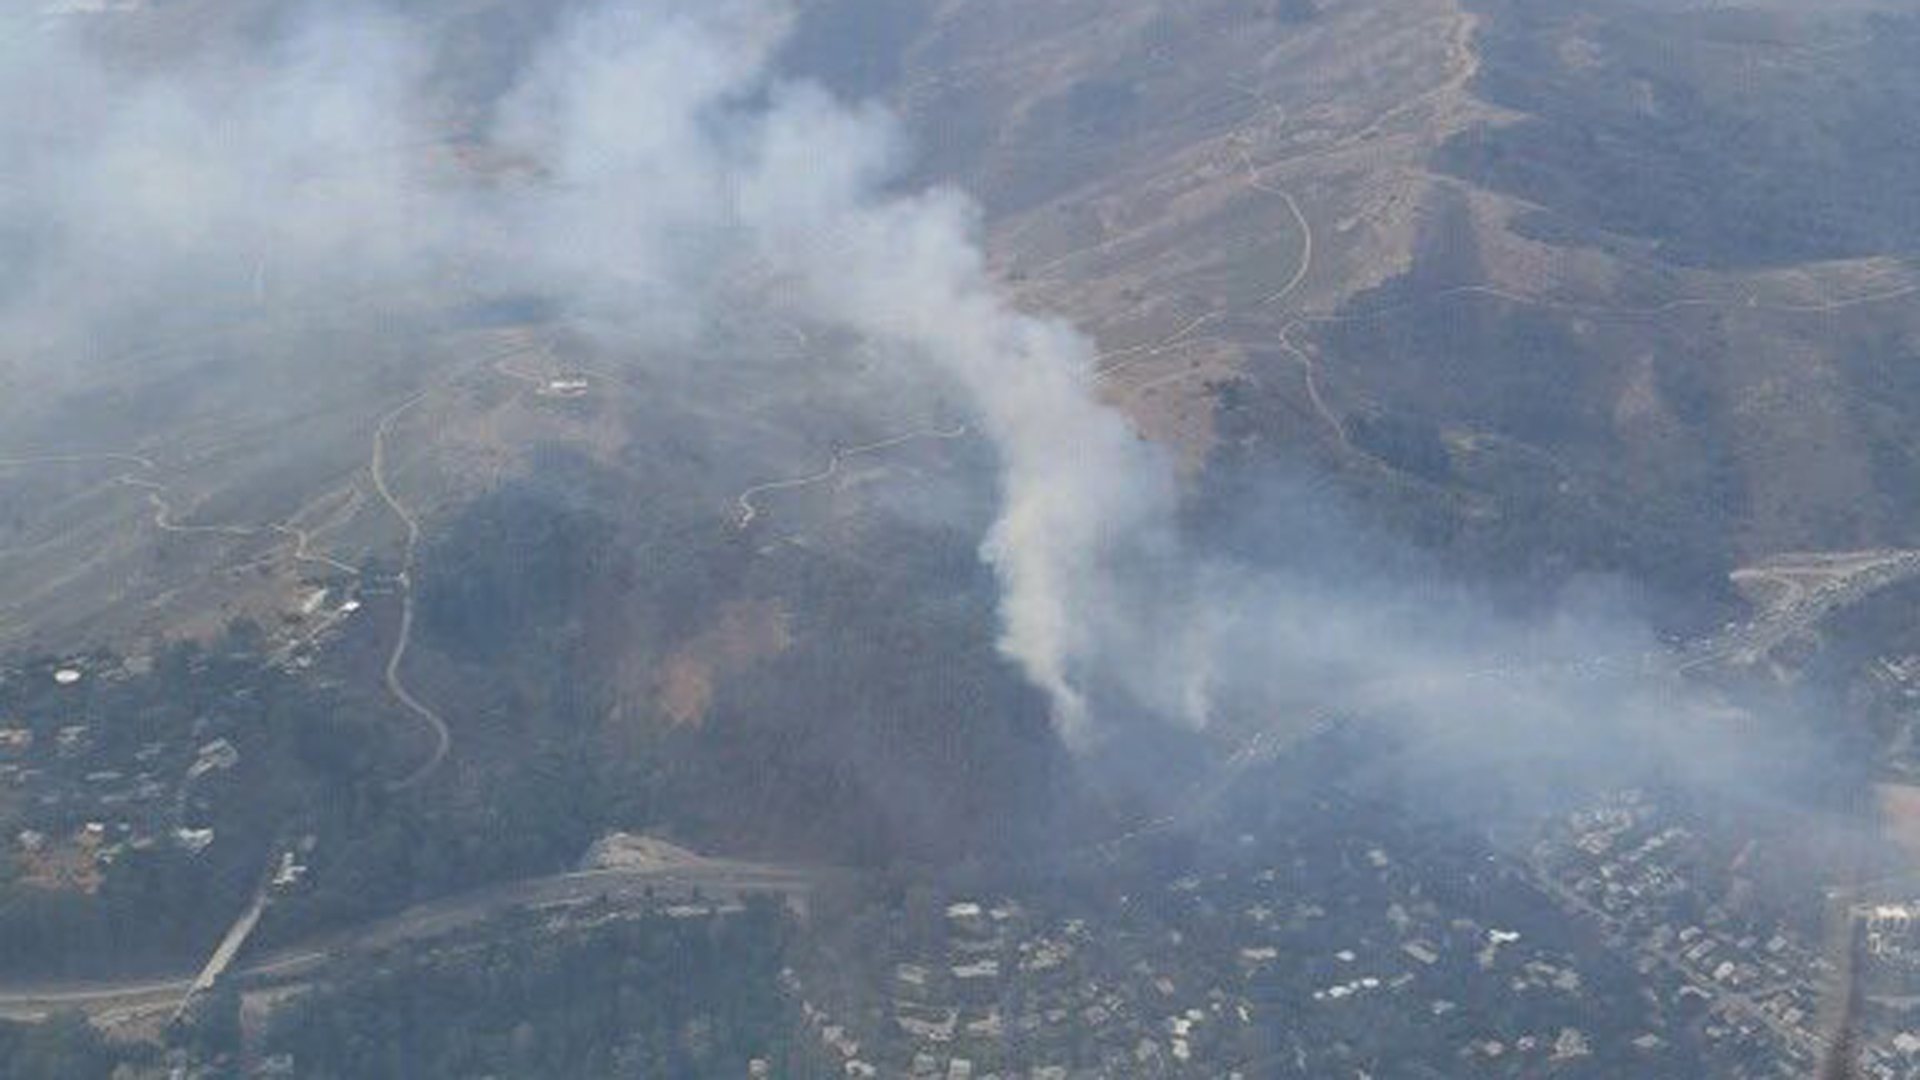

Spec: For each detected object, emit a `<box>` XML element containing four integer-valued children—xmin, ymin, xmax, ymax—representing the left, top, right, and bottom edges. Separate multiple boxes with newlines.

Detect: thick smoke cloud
<box><xmin>479</xmin><ymin>0</ymin><xmax>1792</xmax><ymax>784</ymax></box>
<box><xmin>3</xmin><ymin>0</ymin><xmax>1187</xmax><ymax>746</ymax></box>
<box><xmin>0</xmin><ymin>9</ymin><xmax>447</xmax><ymax>386</ymax></box>
<box><xmin>493</xmin><ymin>1</ymin><xmax>1201</xmax><ymax>744</ymax></box>
<box><xmin>0</xmin><ymin>0</ymin><xmax>1835</xmax><ymax>804</ymax></box>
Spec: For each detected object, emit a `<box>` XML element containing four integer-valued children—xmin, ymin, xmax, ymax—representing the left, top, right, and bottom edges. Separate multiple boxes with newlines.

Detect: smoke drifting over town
<box><xmin>1</xmin><ymin>0</ymin><xmax>1828</xmax><ymax>801</ymax></box>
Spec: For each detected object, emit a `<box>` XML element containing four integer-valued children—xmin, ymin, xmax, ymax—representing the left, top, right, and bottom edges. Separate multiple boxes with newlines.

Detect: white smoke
<box><xmin>1</xmin><ymin>0</ymin><xmax>1187</xmax><ymax>744</ymax></box>
<box><xmin>0</xmin><ymin>9</ymin><xmax>445</xmax><ymax>384</ymax></box>
<box><xmin>0</xmin><ymin>0</ymin><xmax>1840</xmax><ymax>792</ymax></box>
<box><xmin>491</xmin><ymin>0</ymin><xmax>1198</xmax><ymax>744</ymax></box>
<box><xmin>490</xmin><ymin>0</ymin><xmax>1787</xmax><ymax>776</ymax></box>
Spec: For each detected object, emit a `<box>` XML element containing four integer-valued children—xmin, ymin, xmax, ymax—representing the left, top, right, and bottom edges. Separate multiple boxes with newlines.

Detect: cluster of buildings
<box><xmin>1528</xmin><ymin>788</ymin><xmax>1870</xmax><ymax>1076</ymax></box>
<box><xmin>1</xmin><ymin>657</ymin><xmax>250</xmax><ymax>897</ymax></box>
<box><xmin>1863</xmin><ymin>903</ymin><xmax>1920</xmax><ymax>967</ymax></box>
<box><xmin>785</xmin><ymin>780</ymin><xmax>1700</xmax><ymax>1077</ymax></box>
<box><xmin>791</xmin><ymin>890</ymin><xmax>1260</xmax><ymax>1079</ymax></box>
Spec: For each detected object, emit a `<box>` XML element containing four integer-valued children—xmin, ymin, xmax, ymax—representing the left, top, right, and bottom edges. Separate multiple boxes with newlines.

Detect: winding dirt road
<box><xmin>0</xmin><ymin>451</ymin><xmax>366</xmax><ymax>572</ymax></box>
<box><xmin>3</xmin><ymin>337</ymin><xmax>566</xmax><ymax>792</ymax></box>
<box><xmin>1013</xmin><ymin>6</ymin><xmax>1917</xmax><ymax>466</ymax></box>
<box><xmin>367</xmin><ymin>389</ymin><xmax>450</xmax><ymax>792</ymax></box>
<box><xmin>728</xmin><ymin>68</ymin><xmax>1329</xmax><ymax>522</ymax></box>
<box><xmin>366</xmin><ymin>338</ymin><xmax>571</xmax><ymax>788</ymax></box>
<box><xmin>734</xmin><ymin>422</ymin><xmax>970</xmax><ymax>530</ymax></box>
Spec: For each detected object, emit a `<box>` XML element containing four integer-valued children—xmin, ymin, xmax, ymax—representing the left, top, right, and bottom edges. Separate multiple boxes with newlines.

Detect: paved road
<box><xmin>1679</xmin><ymin>550</ymin><xmax>1920</xmax><ymax>672</ymax></box>
<box><xmin>172</xmin><ymin>883</ymin><xmax>271</xmax><ymax>1023</ymax></box>
<box><xmin>0</xmin><ymin>859</ymin><xmax>817</xmax><ymax>1022</ymax></box>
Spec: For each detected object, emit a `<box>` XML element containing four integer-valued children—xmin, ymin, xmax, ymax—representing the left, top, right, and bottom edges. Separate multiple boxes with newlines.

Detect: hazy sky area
<box><xmin>0</xmin><ymin>0</ymin><xmax>1837</xmax><ymax>819</ymax></box>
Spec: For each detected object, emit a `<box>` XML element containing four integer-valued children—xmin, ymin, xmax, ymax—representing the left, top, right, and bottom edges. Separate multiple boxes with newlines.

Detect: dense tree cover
<box><xmin>1445</xmin><ymin>6</ymin><xmax>1920</xmax><ymax>269</ymax></box>
<box><xmin>0</xmin><ymin>1012</ymin><xmax>148</xmax><ymax>1080</ymax></box>
<box><xmin>1345</xmin><ymin>410</ymin><xmax>1452</xmax><ymax>483</ymax></box>
<box><xmin>0</xmin><ymin>641</ymin><xmax>391</xmax><ymax>977</ymax></box>
<box><xmin>418</xmin><ymin>490</ymin><xmax>627</xmax><ymax>666</ymax></box>
<box><xmin>3</xmin><ymin>448</ymin><xmax>1079</xmax><ymax>980</ymax></box>
<box><xmin>254</xmin><ymin>476</ymin><xmax>695</xmax><ymax>936</ymax></box>
<box><xmin>674</xmin><ymin>532</ymin><xmax>1075</xmax><ymax>866</ymax></box>
<box><xmin>1225</xmin><ymin>286</ymin><xmax>1743</xmax><ymax>623</ymax></box>
<box><xmin>0</xmin><ymin>614</ymin><xmax>623</xmax><ymax>972</ymax></box>
<box><xmin>1839</xmin><ymin>329</ymin><xmax>1920</xmax><ymax>536</ymax></box>
<box><xmin>410</xmin><ymin>462</ymin><xmax>1080</xmax><ymax>868</ymax></box>
<box><xmin>263</xmin><ymin>903</ymin><xmax>797</xmax><ymax>1079</ymax></box>
<box><xmin>262</xmin><ymin>741</ymin><xmax>612</xmax><ymax>943</ymax></box>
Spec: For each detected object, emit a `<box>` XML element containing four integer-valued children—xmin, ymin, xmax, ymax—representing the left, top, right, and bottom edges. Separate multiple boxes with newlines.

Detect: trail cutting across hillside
<box><xmin>734</xmin><ymin>422</ymin><xmax>971</xmax><ymax>530</ymax></box>
<box><xmin>0</xmin><ymin>449</ymin><xmax>367</xmax><ymax>575</ymax></box>
<box><xmin>1005</xmin><ymin>7</ymin><xmax>1919</xmax><ymax>468</ymax></box>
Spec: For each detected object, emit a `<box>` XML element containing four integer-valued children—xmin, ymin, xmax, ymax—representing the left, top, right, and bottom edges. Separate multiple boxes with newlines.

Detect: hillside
<box><xmin>3</xmin><ymin>0</ymin><xmax>1919</xmax><ymax>991</ymax></box>
<box><xmin>820</xmin><ymin>0</ymin><xmax>1920</xmax><ymax>611</ymax></box>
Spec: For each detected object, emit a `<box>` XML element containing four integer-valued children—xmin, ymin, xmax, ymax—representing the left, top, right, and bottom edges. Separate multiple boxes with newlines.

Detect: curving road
<box><xmin>1680</xmin><ymin>549</ymin><xmax>1920</xmax><ymax>672</ymax></box>
<box><xmin>3</xmin><ymin>339</ymin><xmax>576</xmax><ymax>799</ymax></box>
<box><xmin>734</xmin><ymin>422</ymin><xmax>970</xmax><ymax>530</ymax></box>
<box><xmin>1078</xmin><ymin>90</ymin><xmax>1342</xmax><ymax>449</ymax></box>
<box><xmin>1239</xmin><ymin>146</ymin><xmax>1316</xmax><ymax>312</ymax></box>
<box><xmin>367</xmin><ymin>389</ymin><xmax>450</xmax><ymax>792</ymax></box>
<box><xmin>1013</xmin><ymin>11</ymin><xmax>1917</xmax><ymax>467</ymax></box>
<box><xmin>366</xmin><ymin>338</ymin><xmax>567</xmax><ymax>789</ymax></box>
<box><xmin>0</xmin><ymin>449</ymin><xmax>371</xmax><ymax>575</ymax></box>
<box><xmin>737</xmin><ymin>28</ymin><xmax>1497</xmax><ymax>506</ymax></box>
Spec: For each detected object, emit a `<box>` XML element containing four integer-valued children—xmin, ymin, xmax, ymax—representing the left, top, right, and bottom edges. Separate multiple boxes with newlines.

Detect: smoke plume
<box><xmin>0</xmin><ymin>0</ymin><xmax>1838</xmax><ymax>803</ymax></box>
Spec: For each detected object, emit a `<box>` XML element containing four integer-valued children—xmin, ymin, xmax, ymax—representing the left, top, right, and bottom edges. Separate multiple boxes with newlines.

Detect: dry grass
<box><xmin>657</xmin><ymin>599</ymin><xmax>793</xmax><ymax>729</ymax></box>
<box><xmin>1878</xmin><ymin>783</ymin><xmax>1920</xmax><ymax>869</ymax></box>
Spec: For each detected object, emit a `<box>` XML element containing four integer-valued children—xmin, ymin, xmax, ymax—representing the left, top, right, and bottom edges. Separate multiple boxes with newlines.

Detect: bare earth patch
<box><xmin>1878</xmin><ymin>783</ymin><xmax>1920</xmax><ymax>869</ymax></box>
<box><xmin>657</xmin><ymin>599</ymin><xmax>793</xmax><ymax>729</ymax></box>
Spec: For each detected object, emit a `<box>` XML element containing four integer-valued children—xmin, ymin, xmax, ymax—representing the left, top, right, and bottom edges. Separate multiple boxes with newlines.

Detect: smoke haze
<box><xmin>0</xmin><ymin>0</ymin><xmax>1832</xmax><ymax>808</ymax></box>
